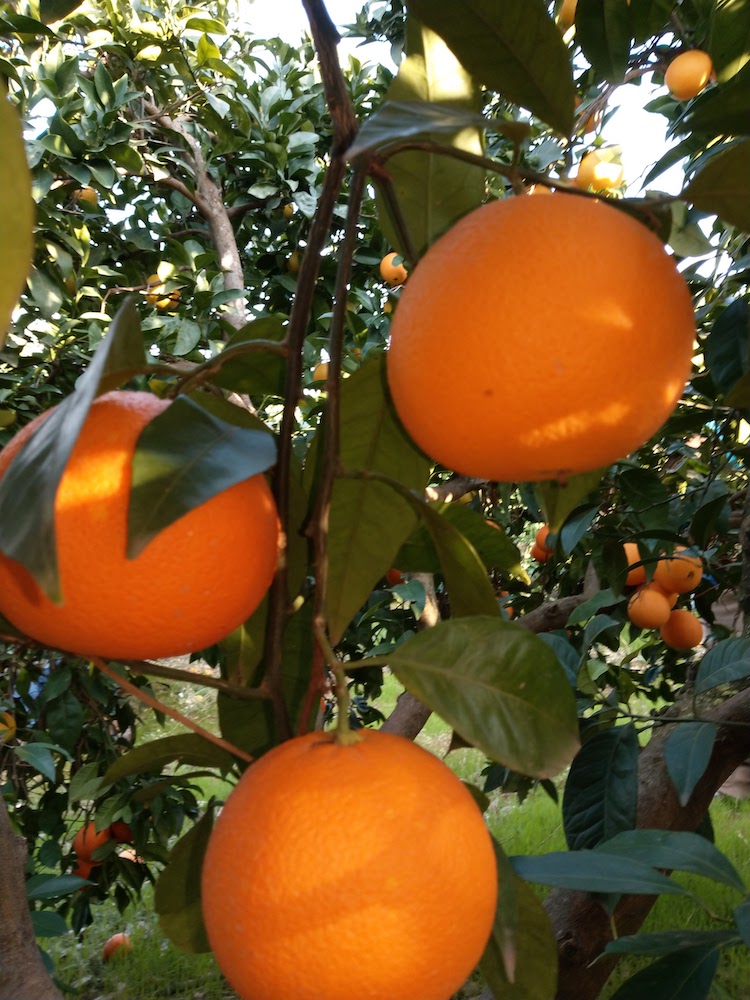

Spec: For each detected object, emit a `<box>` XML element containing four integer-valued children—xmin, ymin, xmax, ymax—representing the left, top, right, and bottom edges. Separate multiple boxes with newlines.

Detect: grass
<box><xmin>42</xmin><ymin>670</ymin><xmax>750</xmax><ymax>999</ymax></box>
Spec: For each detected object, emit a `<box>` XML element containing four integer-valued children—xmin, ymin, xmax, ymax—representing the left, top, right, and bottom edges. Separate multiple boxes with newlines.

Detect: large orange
<box><xmin>0</xmin><ymin>391</ymin><xmax>280</xmax><ymax>660</ymax></box>
<box><xmin>387</xmin><ymin>194</ymin><xmax>695</xmax><ymax>482</ymax></box>
<box><xmin>73</xmin><ymin>820</ymin><xmax>112</xmax><ymax>860</ymax></box>
<box><xmin>653</xmin><ymin>546</ymin><xmax>703</xmax><ymax>594</ymax></box>
<box><xmin>201</xmin><ymin>729</ymin><xmax>498</xmax><ymax>1000</ymax></box>
<box><xmin>660</xmin><ymin>608</ymin><xmax>703</xmax><ymax>650</ymax></box>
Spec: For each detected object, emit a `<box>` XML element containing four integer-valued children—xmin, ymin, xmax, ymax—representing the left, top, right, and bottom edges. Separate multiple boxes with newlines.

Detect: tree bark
<box><xmin>0</xmin><ymin>799</ymin><xmax>65</xmax><ymax>1000</ymax></box>
<box><xmin>546</xmin><ymin>685</ymin><xmax>750</xmax><ymax>1000</ymax></box>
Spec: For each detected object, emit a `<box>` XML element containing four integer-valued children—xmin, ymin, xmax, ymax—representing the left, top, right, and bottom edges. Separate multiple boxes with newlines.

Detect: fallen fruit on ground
<box><xmin>387</xmin><ymin>193</ymin><xmax>695</xmax><ymax>482</ymax></box>
<box><xmin>102</xmin><ymin>933</ymin><xmax>132</xmax><ymax>962</ymax></box>
<box><xmin>623</xmin><ymin>542</ymin><xmax>647</xmax><ymax>587</ymax></box>
<box><xmin>653</xmin><ymin>546</ymin><xmax>703</xmax><ymax>594</ymax></box>
<box><xmin>379</xmin><ymin>251</ymin><xmax>408</xmax><ymax>287</ymax></box>
<box><xmin>0</xmin><ymin>710</ymin><xmax>16</xmax><ymax>744</ymax></box>
<box><xmin>0</xmin><ymin>390</ymin><xmax>280</xmax><ymax>660</ymax></box>
<box><xmin>627</xmin><ymin>584</ymin><xmax>672</xmax><ymax>629</ymax></box>
<box><xmin>660</xmin><ymin>608</ymin><xmax>703</xmax><ymax>649</ymax></box>
<box><xmin>73</xmin><ymin>821</ymin><xmax>112</xmax><ymax>861</ymax></box>
<box><xmin>665</xmin><ymin>50</ymin><xmax>713</xmax><ymax>101</ymax></box>
<box><xmin>201</xmin><ymin>729</ymin><xmax>497</xmax><ymax>1000</ymax></box>
<box><xmin>574</xmin><ymin>150</ymin><xmax>624</xmax><ymax>193</ymax></box>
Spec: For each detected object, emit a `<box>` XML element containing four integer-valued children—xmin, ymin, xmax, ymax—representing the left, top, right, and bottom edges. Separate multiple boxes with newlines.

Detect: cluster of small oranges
<box><xmin>71</xmin><ymin>818</ymin><xmax>133</xmax><ymax>881</ymax></box>
<box><xmin>624</xmin><ymin>543</ymin><xmax>704</xmax><ymax>649</ymax></box>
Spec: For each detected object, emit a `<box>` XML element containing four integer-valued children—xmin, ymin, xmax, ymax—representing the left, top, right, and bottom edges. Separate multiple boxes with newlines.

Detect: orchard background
<box><xmin>0</xmin><ymin>0</ymin><xmax>750</xmax><ymax>998</ymax></box>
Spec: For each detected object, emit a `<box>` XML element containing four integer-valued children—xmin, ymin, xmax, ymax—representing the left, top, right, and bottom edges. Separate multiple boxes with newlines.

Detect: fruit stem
<box><xmin>313</xmin><ymin>622</ymin><xmax>362</xmax><ymax>746</ymax></box>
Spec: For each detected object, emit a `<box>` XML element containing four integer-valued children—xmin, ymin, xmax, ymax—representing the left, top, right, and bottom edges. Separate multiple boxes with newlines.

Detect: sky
<box><xmin>243</xmin><ymin>0</ymin><xmax>685</xmax><ymax>197</ymax></box>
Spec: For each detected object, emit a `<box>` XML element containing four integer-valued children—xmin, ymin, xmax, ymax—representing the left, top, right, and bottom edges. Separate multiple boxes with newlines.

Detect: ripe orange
<box><xmin>72</xmin><ymin>859</ymin><xmax>94</xmax><ymax>880</ymax></box>
<box><xmin>574</xmin><ymin>150</ymin><xmax>624</xmax><ymax>193</ymax></box>
<box><xmin>653</xmin><ymin>546</ymin><xmax>703</xmax><ymax>594</ymax></box>
<box><xmin>527</xmin><ymin>183</ymin><xmax>554</xmax><ymax>195</ymax></box>
<box><xmin>156</xmin><ymin>288</ymin><xmax>181</xmax><ymax>311</ymax></box>
<box><xmin>74</xmin><ymin>186</ymin><xmax>98</xmax><ymax>205</ymax></box>
<box><xmin>102</xmin><ymin>932</ymin><xmax>132</xmax><ymax>961</ymax></box>
<box><xmin>386</xmin><ymin>194</ymin><xmax>695</xmax><ymax>482</ymax></box>
<box><xmin>535</xmin><ymin>525</ymin><xmax>554</xmax><ymax>551</ymax></box>
<box><xmin>145</xmin><ymin>273</ymin><xmax>163</xmax><ymax>306</ymax></box>
<box><xmin>660</xmin><ymin>608</ymin><xmax>703</xmax><ymax>650</ymax></box>
<box><xmin>0</xmin><ymin>391</ymin><xmax>280</xmax><ymax>660</ymax></box>
<box><xmin>0</xmin><ymin>710</ymin><xmax>16</xmax><ymax>744</ymax></box>
<box><xmin>497</xmin><ymin>590</ymin><xmax>514</xmax><ymax>619</ymax></box>
<box><xmin>109</xmin><ymin>820</ymin><xmax>133</xmax><ymax>843</ymax></box>
<box><xmin>73</xmin><ymin>820</ymin><xmax>112</xmax><ymax>860</ymax></box>
<box><xmin>312</xmin><ymin>361</ymin><xmax>328</xmax><ymax>383</ymax></box>
<box><xmin>379</xmin><ymin>251</ymin><xmax>408</xmax><ymax>287</ymax></box>
<box><xmin>201</xmin><ymin>729</ymin><xmax>497</xmax><ymax>1000</ymax></box>
<box><xmin>623</xmin><ymin>542</ymin><xmax>647</xmax><ymax>587</ymax></box>
<box><xmin>627</xmin><ymin>584</ymin><xmax>672</xmax><ymax>629</ymax></box>
<box><xmin>386</xmin><ymin>568</ymin><xmax>405</xmax><ymax>586</ymax></box>
<box><xmin>530</xmin><ymin>542</ymin><xmax>551</xmax><ymax>563</ymax></box>
<box><xmin>665</xmin><ymin>50</ymin><xmax>714</xmax><ymax>101</ymax></box>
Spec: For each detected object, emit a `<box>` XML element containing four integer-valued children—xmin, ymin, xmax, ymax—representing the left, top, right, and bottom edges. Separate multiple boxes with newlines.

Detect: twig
<box><xmin>121</xmin><ymin>658</ymin><xmax>271</xmax><ymax>702</ymax></box>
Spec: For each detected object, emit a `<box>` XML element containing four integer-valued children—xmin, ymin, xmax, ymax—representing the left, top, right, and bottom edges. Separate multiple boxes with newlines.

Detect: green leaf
<box><xmin>562</xmin><ymin>725</ymin><xmax>638</xmax><ymax>850</ymax></box>
<box><xmin>605</xmin><ymin>929</ymin><xmax>740</xmax><ymax>957</ymax></box>
<box><xmin>509</xmin><ymin>850</ymin><xmax>688</xmax><ymax>896</ymax></box>
<box><xmin>574</xmin><ymin>0</ymin><xmax>633</xmax><ymax>82</ymax></box>
<box><xmin>628</xmin><ymin>0</ymin><xmax>675</xmax><ymax>44</ymax></box>
<box><xmin>664</xmin><ymin>722</ymin><xmax>718</xmax><ymax>807</ymax></box>
<box><xmin>724</xmin><ymin>371</ymin><xmax>750</xmax><ymax>408</ymax></box>
<box><xmin>26</xmin><ymin>874</ymin><xmax>86</xmax><ymax>900</ymax></box>
<box><xmin>538</xmin><ymin>633</ymin><xmax>580</xmax><ymax>686</ymax></box>
<box><xmin>212</xmin><ymin>317</ymin><xmax>287</xmax><ymax>397</ymax></box>
<box><xmin>480</xmin><ymin>869</ymin><xmax>558</xmax><ymax>1000</ymax></box>
<box><xmin>679</xmin><ymin>60</ymin><xmax>750</xmax><ymax>138</ymax></box>
<box><xmin>0</xmin><ymin>85</ymin><xmax>34</xmax><ymax>351</ymax></box>
<box><xmin>695</xmin><ymin>637</ymin><xmax>750</xmax><ymax>692</ymax></box>
<box><xmin>607</xmin><ymin>944</ymin><xmax>720</xmax><ymax>1000</ymax></box>
<box><xmin>682</xmin><ymin>139</ymin><xmax>750</xmax><ymax>234</ymax></box>
<box><xmin>734</xmin><ymin>899</ymin><xmax>750</xmax><ymax>947</ymax></box>
<box><xmin>387</xmin><ymin>616</ymin><xmax>580</xmax><ymax>777</ymax></box>
<box><xmin>483</xmin><ymin>840</ymin><xmax>519</xmax><ymax>984</ymax></box>
<box><xmin>44</xmin><ymin>690</ymin><xmax>84</xmax><ymax>752</ymax></box>
<box><xmin>597</xmin><ymin>829</ymin><xmax>745</xmax><ymax>893</ymax></box>
<box><xmin>103</xmin><ymin>734</ymin><xmax>237</xmax><ymax>785</ymax></box>
<box><xmin>127</xmin><ymin>394</ymin><xmax>276</xmax><ymax>558</ymax></box>
<box><xmin>31</xmin><ymin>911</ymin><xmax>69</xmax><ymax>938</ymax></box>
<box><xmin>39</xmin><ymin>0</ymin><xmax>82</xmax><ymax>23</ymax></box>
<box><xmin>703</xmin><ymin>298</ymin><xmax>750</xmax><ymax>398</ymax></box>
<box><xmin>349</xmin><ymin>100</ymin><xmax>489</xmax><ymax>160</ymax></box>
<box><xmin>68</xmin><ymin>761</ymin><xmax>104</xmax><ymax>803</ymax></box>
<box><xmin>155</xmin><ymin>810</ymin><xmax>213</xmax><ymax>953</ymax></box>
<box><xmin>567</xmin><ymin>588</ymin><xmax>621</xmax><ymax>625</ymax></box>
<box><xmin>559</xmin><ymin>505</ymin><xmax>598</xmax><ymax>555</ymax></box>
<box><xmin>305</xmin><ymin>355</ymin><xmax>430</xmax><ymax>643</ymax></box>
<box><xmin>709</xmin><ymin>0</ymin><xmax>750</xmax><ymax>81</ymax></box>
<box><xmin>0</xmin><ymin>297</ymin><xmax>146</xmax><ymax>600</ymax></box>
<box><xmin>535</xmin><ymin>469</ymin><xmax>606</xmax><ymax>533</ymax></box>
<box><xmin>14</xmin><ymin>744</ymin><xmax>57</xmax><ymax>781</ymax></box>
<box><xmin>373</xmin><ymin>23</ymin><xmax>485</xmax><ymax>257</ymax></box>
<box><xmin>407</xmin><ymin>0</ymin><xmax>575</xmax><ymax>134</ymax></box>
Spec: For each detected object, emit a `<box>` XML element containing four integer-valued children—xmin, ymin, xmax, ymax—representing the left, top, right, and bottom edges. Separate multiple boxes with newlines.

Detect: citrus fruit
<box><xmin>109</xmin><ymin>820</ymin><xmax>133</xmax><ymax>843</ymax></box>
<box><xmin>0</xmin><ymin>391</ymin><xmax>280</xmax><ymax>660</ymax></box>
<box><xmin>72</xmin><ymin>859</ymin><xmax>94</xmax><ymax>880</ymax></box>
<box><xmin>535</xmin><ymin>525</ymin><xmax>554</xmax><ymax>551</ymax></box>
<box><xmin>527</xmin><ymin>183</ymin><xmax>554</xmax><ymax>195</ymax></box>
<box><xmin>627</xmin><ymin>584</ymin><xmax>672</xmax><ymax>629</ymax></box>
<box><xmin>102</xmin><ymin>933</ymin><xmax>132</xmax><ymax>961</ymax></box>
<box><xmin>73</xmin><ymin>821</ymin><xmax>112</xmax><ymax>860</ymax></box>
<box><xmin>145</xmin><ymin>273</ymin><xmax>163</xmax><ymax>306</ymax></box>
<box><xmin>0</xmin><ymin>710</ymin><xmax>16</xmax><ymax>744</ymax></box>
<box><xmin>74</xmin><ymin>186</ymin><xmax>98</xmax><ymax>205</ymax></box>
<box><xmin>623</xmin><ymin>542</ymin><xmax>647</xmax><ymax>587</ymax></box>
<box><xmin>652</xmin><ymin>546</ymin><xmax>703</xmax><ymax>594</ymax></box>
<box><xmin>282</xmin><ymin>203</ymin><xmax>295</xmax><ymax>219</ymax></box>
<box><xmin>386</xmin><ymin>568</ymin><xmax>405</xmax><ymax>586</ymax></box>
<box><xmin>156</xmin><ymin>288</ymin><xmax>181</xmax><ymax>311</ymax></box>
<box><xmin>312</xmin><ymin>361</ymin><xmax>328</xmax><ymax>383</ymax></box>
<box><xmin>665</xmin><ymin>50</ymin><xmax>714</xmax><ymax>101</ymax></box>
<box><xmin>287</xmin><ymin>250</ymin><xmax>301</xmax><ymax>273</ymax></box>
<box><xmin>531</xmin><ymin>542</ymin><xmax>552</xmax><ymax>563</ymax></box>
<box><xmin>660</xmin><ymin>608</ymin><xmax>703</xmax><ymax>649</ymax></box>
<box><xmin>387</xmin><ymin>193</ymin><xmax>695</xmax><ymax>482</ymax></box>
<box><xmin>574</xmin><ymin>150</ymin><xmax>624</xmax><ymax>193</ymax></box>
<box><xmin>379</xmin><ymin>251</ymin><xmax>408</xmax><ymax>287</ymax></box>
<box><xmin>201</xmin><ymin>729</ymin><xmax>497</xmax><ymax>1000</ymax></box>
<box><xmin>497</xmin><ymin>590</ymin><xmax>514</xmax><ymax>619</ymax></box>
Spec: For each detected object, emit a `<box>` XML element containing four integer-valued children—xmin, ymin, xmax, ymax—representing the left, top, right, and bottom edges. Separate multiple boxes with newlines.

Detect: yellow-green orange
<box><xmin>574</xmin><ymin>150</ymin><xmax>624</xmax><ymax>193</ymax></box>
<box><xmin>0</xmin><ymin>391</ymin><xmax>280</xmax><ymax>660</ymax></box>
<box><xmin>387</xmin><ymin>194</ymin><xmax>695</xmax><ymax>482</ymax></box>
<box><xmin>201</xmin><ymin>729</ymin><xmax>497</xmax><ymax>1000</ymax></box>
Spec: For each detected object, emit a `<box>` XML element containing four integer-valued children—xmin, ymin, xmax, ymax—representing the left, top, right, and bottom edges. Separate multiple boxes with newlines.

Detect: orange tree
<box><xmin>0</xmin><ymin>1</ymin><xmax>750</xmax><ymax>999</ymax></box>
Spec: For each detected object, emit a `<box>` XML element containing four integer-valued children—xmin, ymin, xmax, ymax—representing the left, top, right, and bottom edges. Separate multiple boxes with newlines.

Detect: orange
<box><xmin>102</xmin><ymin>933</ymin><xmax>132</xmax><ymax>961</ymax></box>
<box><xmin>0</xmin><ymin>710</ymin><xmax>15</xmax><ymax>744</ymax></box>
<box><xmin>653</xmin><ymin>546</ymin><xmax>703</xmax><ymax>594</ymax></box>
<box><xmin>312</xmin><ymin>361</ymin><xmax>328</xmax><ymax>383</ymax></box>
<box><xmin>0</xmin><ymin>391</ymin><xmax>280</xmax><ymax>660</ymax></box>
<box><xmin>72</xmin><ymin>859</ymin><xmax>94</xmax><ymax>880</ymax></box>
<box><xmin>109</xmin><ymin>820</ymin><xmax>133</xmax><ymax>843</ymax></box>
<box><xmin>282</xmin><ymin>203</ymin><xmax>295</xmax><ymax>219</ymax></box>
<box><xmin>145</xmin><ymin>273</ymin><xmax>163</xmax><ymax>306</ymax></box>
<box><xmin>287</xmin><ymin>250</ymin><xmax>301</xmax><ymax>273</ymax></box>
<box><xmin>527</xmin><ymin>183</ymin><xmax>554</xmax><ymax>195</ymax></box>
<box><xmin>386</xmin><ymin>568</ymin><xmax>405</xmax><ymax>586</ymax></box>
<box><xmin>74</xmin><ymin>186</ymin><xmax>98</xmax><ymax>205</ymax></box>
<box><xmin>73</xmin><ymin>820</ymin><xmax>112</xmax><ymax>860</ymax></box>
<box><xmin>574</xmin><ymin>150</ymin><xmax>624</xmax><ymax>193</ymax></box>
<box><xmin>379</xmin><ymin>251</ymin><xmax>408</xmax><ymax>287</ymax></box>
<box><xmin>531</xmin><ymin>542</ymin><xmax>551</xmax><ymax>563</ymax></box>
<box><xmin>387</xmin><ymin>193</ymin><xmax>695</xmax><ymax>482</ymax></box>
<box><xmin>156</xmin><ymin>288</ymin><xmax>181</xmax><ymax>311</ymax></box>
<box><xmin>623</xmin><ymin>542</ymin><xmax>647</xmax><ymax>587</ymax></box>
<box><xmin>497</xmin><ymin>590</ymin><xmax>514</xmax><ymax>619</ymax></box>
<box><xmin>627</xmin><ymin>584</ymin><xmax>671</xmax><ymax>629</ymax></box>
<box><xmin>660</xmin><ymin>608</ymin><xmax>703</xmax><ymax>650</ymax></box>
<box><xmin>535</xmin><ymin>525</ymin><xmax>553</xmax><ymax>551</ymax></box>
<box><xmin>201</xmin><ymin>729</ymin><xmax>497</xmax><ymax>1000</ymax></box>
<box><xmin>665</xmin><ymin>50</ymin><xmax>713</xmax><ymax>101</ymax></box>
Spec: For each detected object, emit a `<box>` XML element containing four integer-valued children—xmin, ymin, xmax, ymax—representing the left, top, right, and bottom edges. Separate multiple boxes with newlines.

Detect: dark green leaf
<box><xmin>725</xmin><ymin>371</ymin><xmax>750</xmax><ymax>408</ymax></box>
<box><xmin>695</xmin><ymin>637</ymin><xmax>750</xmax><ymax>692</ymax></box>
<box><xmin>31</xmin><ymin>911</ymin><xmax>69</xmax><ymax>938</ymax></box>
<box><xmin>407</xmin><ymin>0</ymin><xmax>576</xmax><ymax>134</ymax></box>
<box><xmin>387</xmin><ymin>616</ymin><xmax>580</xmax><ymax>777</ymax></box>
<box><xmin>605</xmin><ymin>929</ymin><xmax>740</xmax><ymax>957</ymax></box>
<box><xmin>575</xmin><ymin>0</ymin><xmax>633</xmax><ymax>82</ymax></box>
<box><xmin>212</xmin><ymin>316</ymin><xmax>287</xmax><ymax>396</ymax></box>
<box><xmin>68</xmin><ymin>761</ymin><xmax>104</xmax><ymax>804</ymax></box>
<box><xmin>349</xmin><ymin>100</ymin><xmax>488</xmax><ymax>160</ymax></box>
<box><xmin>559</xmin><ymin>505</ymin><xmax>598</xmax><ymax>555</ymax></box>
<box><xmin>629</xmin><ymin>0</ymin><xmax>676</xmax><ymax>44</ymax></box>
<box><xmin>679</xmin><ymin>60</ymin><xmax>750</xmax><ymax>138</ymax></box>
<box><xmin>155</xmin><ymin>810</ymin><xmax>213</xmax><ymax>952</ymax></box>
<box><xmin>480</xmin><ymin>869</ymin><xmax>558</xmax><ymax>1000</ymax></box>
<box><xmin>689</xmin><ymin>493</ymin><xmax>728</xmax><ymax>549</ymax></box>
<box><xmin>0</xmin><ymin>298</ymin><xmax>145</xmax><ymax>599</ymax></box>
<box><xmin>510</xmin><ymin>850</ymin><xmax>688</xmax><ymax>895</ymax></box>
<box><xmin>567</xmin><ymin>590</ymin><xmax>621</xmax><ymax>625</ymax></box>
<box><xmin>539</xmin><ymin>633</ymin><xmax>580</xmax><ymax>686</ymax></box>
<box><xmin>103</xmin><ymin>734</ymin><xmax>237</xmax><ymax>784</ymax></box>
<box><xmin>704</xmin><ymin>298</ymin><xmax>750</xmax><ymax>397</ymax></box>
<box><xmin>562</xmin><ymin>725</ymin><xmax>638</xmax><ymax>850</ymax></box>
<box><xmin>664</xmin><ymin>722</ymin><xmax>718</xmax><ymax>807</ymax></box>
<box><xmin>709</xmin><ymin>0</ymin><xmax>750</xmax><ymax>82</ymax></box>
<box><xmin>26</xmin><ymin>874</ymin><xmax>85</xmax><ymax>900</ymax></box>
<box><xmin>535</xmin><ymin>469</ymin><xmax>606</xmax><ymax>534</ymax></box>
<box><xmin>39</xmin><ymin>0</ymin><xmax>82</xmax><ymax>23</ymax></box>
<box><xmin>683</xmin><ymin>140</ymin><xmax>750</xmax><ymax>234</ymax></box>
<box><xmin>734</xmin><ymin>899</ymin><xmax>750</xmax><ymax>947</ymax></box>
<box><xmin>127</xmin><ymin>394</ymin><xmax>276</xmax><ymax>558</ymax></box>
<box><xmin>14</xmin><ymin>745</ymin><xmax>57</xmax><ymax>781</ymax></box>
<box><xmin>598</xmin><ymin>828</ymin><xmax>744</xmax><ymax>892</ymax></box>
<box><xmin>607</xmin><ymin>944</ymin><xmax>720</xmax><ymax>1000</ymax></box>
<box><xmin>44</xmin><ymin>690</ymin><xmax>84</xmax><ymax>752</ymax></box>
<box><xmin>0</xmin><ymin>12</ymin><xmax>57</xmax><ymax>35</ymax></box>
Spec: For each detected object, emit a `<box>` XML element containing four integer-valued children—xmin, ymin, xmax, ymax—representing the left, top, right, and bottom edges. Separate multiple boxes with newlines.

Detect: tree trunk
<box><xmin>546</xmin><ymin>685</ymin><xmax>750</xmax><ymax>1000</ymax></box>
<box><xmin>0</xmin><ymin>799</ymin><xmax>65</xmax><ymax>1000</ymax></box>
